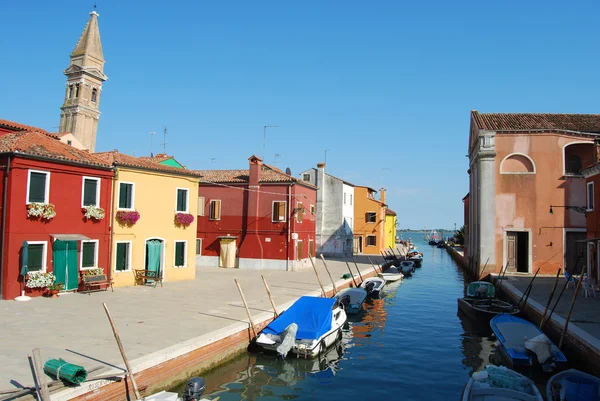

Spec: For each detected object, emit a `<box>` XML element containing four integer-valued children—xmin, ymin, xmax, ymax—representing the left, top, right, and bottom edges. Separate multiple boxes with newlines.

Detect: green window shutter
<box><xmin>119</xmin><ymin>183</ymin><xmax>132</xmax><ymax>209</ymax></box>
<box><xmin>116</xmin><ymin>243</ymin><xmax>128</xmax><ymax>271</ymax></box>
<box><xmin>82</xmin><ymin>242</ymin><xmax>96</xmax><ymax>268</ymax></box>
<box><xmin>83</xmin><ymin>179</ymin><xmax>98</xmax><ymax>206</ymax></box>
<box><xmin>28</xmin><ymin>244</ymin><xmax>44</xmax><ymax>271</ymax></box>
<box><xmin>195</xmin><ymin>239</ymin><xmax>201</xmax><ymax>255</ymax></box>
<box><xmin>175</xmin><ymin>242</ymin><xmax>185</xmax><ymax>266</ymax></box>
<box><xmin>28</xmin><ymin>172</ymin><xmax>47</xmax><ymax>203</ymax></box>
<box><xmin>177</xmin><ymin>189</ymin><xmax>187</xmax><ymax>212</ymax></box>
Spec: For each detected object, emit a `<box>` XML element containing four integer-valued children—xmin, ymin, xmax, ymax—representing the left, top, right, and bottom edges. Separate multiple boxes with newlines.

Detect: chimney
<box><xmin>249</xmin><ymin>155</ymin><xmax>263</xmax><ymax>187</ymax></box>
<box><xmin>380</xmin><ymin>188</ymin><xmax>386</xmax><ymax>204</ymax></box>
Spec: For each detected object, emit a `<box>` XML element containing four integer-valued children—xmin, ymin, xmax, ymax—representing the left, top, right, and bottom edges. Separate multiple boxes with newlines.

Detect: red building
<box><xmin>0</xmin><ymin>130</ymin><xmax>113</xmax><ymax>300</ymax></box>
<box><xmin>582</xmin><ymin>142</ymin><xmax>600</xmax><ymax>285</ymax></box>
<box><xmin>196</xmin><ymin>155</ymin><xmax>317</xmax><ymax>270</ymax></box>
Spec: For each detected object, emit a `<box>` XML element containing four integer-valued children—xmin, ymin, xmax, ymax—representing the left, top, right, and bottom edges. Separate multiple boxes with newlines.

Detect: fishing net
<box><xmin>472</xmin><ymin>365</ymin><xmax>537</xmax><ymax>395</ymax></box>
<box><xmin>43</xmin><ymin>358</ymin><xmax>88</xmax><ymax>385</ymax></box>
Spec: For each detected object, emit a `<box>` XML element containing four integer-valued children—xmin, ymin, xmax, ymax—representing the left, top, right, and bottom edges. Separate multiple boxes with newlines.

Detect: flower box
<box><xmin>26</xmin><ymin>271</ymin><xmax>56</xmax><ymax>289</ymax></box>
<box><xmin>175</xmin><ymin>212</ymin><xmax>194</xmax><ymax>227</ymax></box>
<box><xmin>27</xmin><ymin>203</ymin><xmax>56</xmax><ymax>220</ymax></box>
<box><xmin>82</xmin><ymin>205</ymin><xmax>105</xmax><ymax>220</ymax></box>
<box><xmin>116</xmin><ymin>210</ymin><xmax>140</xmax><ymax>226</ymax></box>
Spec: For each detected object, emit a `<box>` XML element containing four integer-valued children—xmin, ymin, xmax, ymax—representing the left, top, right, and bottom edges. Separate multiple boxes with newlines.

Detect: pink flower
<box><xmin>175</xmin><ymin>212</ymin><xmax>194</xmax><ymax>227</ymax></box>
<box><xmin>116</xmin><ymin>210</ymin><xmax>140</xmax><ymax>225</ymax></box>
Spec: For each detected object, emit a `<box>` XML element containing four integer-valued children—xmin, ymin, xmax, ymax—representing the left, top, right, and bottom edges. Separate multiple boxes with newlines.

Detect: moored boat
<box><xmin>457</xmin><ymin>281</ymin><xmax>519</xmax><ymax>322</ymax></box>
<box><xmin>335</xmin><ymin>287</ymin><xmax>368</xmax><ymax>314</ymax></box>
<box><xmin>399</xmin><ymin>260</ymin><xmax>415</xmax><ymax>276</ymax></box>
<box><xmin>360</xmin><ymin>277</ymin><xmax>385</xmax><ymax>297</ymax></box>
<box><xmin>490</xmin><ymin>315</ymin><xmax>567</xmax><ymax>372</ymax></box>
<box><xmin>379</xmin><ymin>266</ymin><xmax>404</xmax><ymax>282</ymax></box>
<box><xmin>546</xmin><ymin>369</ymin><xmax>600</xmax><ymax>401</ymax></box>
<box><xmin>140</xmin><ymin>377</ymin><xmax>216</xmax><ymax>401</ymax></box>
<box><xmin>256</xmin><ymin>296</ymin><xmax>347</xmax><ymax>358</ymax></box>
<box><xmin>461</xmin><ymin>365</ymin><xmax>543</xmax><ymax>401</ymax></box>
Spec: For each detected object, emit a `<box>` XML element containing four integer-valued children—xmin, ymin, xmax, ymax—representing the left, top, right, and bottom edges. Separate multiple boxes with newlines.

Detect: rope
<box><xmin>55</xmin><ymin>361</ymin><xmax>69</xmax><ymax>379</ymax></box>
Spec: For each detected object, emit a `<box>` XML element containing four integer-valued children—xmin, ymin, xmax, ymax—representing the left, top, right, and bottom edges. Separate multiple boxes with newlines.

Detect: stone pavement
<box><xmin>0</xmin><ymin>256</ymin><xmax>382</xmax><ymax>391</ymax></box>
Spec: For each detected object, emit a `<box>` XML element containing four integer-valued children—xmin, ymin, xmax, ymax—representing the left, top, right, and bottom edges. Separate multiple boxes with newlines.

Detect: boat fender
<box><xmin>472</xmin><ymin>371</ymin><xmax>489</xmax><ymax>381</ymax></box>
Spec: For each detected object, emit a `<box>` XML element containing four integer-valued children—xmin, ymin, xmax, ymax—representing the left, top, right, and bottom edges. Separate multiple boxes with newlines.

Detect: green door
<box><xmin>53</xmin><ymin>240</ymin><xmax>79</xmax><ymax>291</ymax></box>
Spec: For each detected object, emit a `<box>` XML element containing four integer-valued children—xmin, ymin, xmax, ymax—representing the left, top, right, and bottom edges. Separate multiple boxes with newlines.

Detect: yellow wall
<box><xmin>385</xmin><ymin>214</ymin><xmax>397</xmax><ymax>249</ymax></box>
<box><xmin>353</xmin><ymin>186</ymin><xmax>386</xmax><ymax>255</ymax></box>
<box><xmin>111</xmin><ymin>168</ymin><xmax>199</xmax><ymax>287</ymax></box>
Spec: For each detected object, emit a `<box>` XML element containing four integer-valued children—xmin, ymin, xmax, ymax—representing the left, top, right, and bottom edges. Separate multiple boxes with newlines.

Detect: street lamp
<box><xmin>549</xmin><ymin>205</ymin><xmax>587</xmax><ymax>214</ymax></box>
<box><xmin>263</xmin><ymin>125</ymin><xmax>279</xmax><ymax>159</ymax></box>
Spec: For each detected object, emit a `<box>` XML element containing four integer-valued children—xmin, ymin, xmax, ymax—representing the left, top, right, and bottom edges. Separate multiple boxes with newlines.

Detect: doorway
<box><xmin>506</xmin><ymin>231</ymin><xmax>529</xmax><ymax>273</ymax></box>
<box><xmin>53</xmin><ymin>240</ymin><xmax>79</xmax><ymax>291</ymax></box>
<box><xmin>145</xmin><ymin>239</ymin><xmax>164</xmax><ymax>282</ymax></box>
<box><xmin>565</xmin><ymin>231</ymin><xmax>586</xmax><ymax>274</ymax></box>
<box><xmin>353</xmin><ymin>236</ymin><xmax>363</xmax><ymax>254</ymax></box>
<box><xmin>219</xmin><ymin>238</ymin><xmax>237</xmax><ymax>268</ymax></box>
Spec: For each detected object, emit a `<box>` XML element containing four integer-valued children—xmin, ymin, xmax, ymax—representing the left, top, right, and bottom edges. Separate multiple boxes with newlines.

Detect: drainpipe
<box><xmin>0</xmin><ymin>156</ymin><xmax>10</xmax><ymax>299</ymax></box>
<box><xmin>287</xmin><ymin>184</ymin><xmax>291</xmax><ymax>271</ymax></box>
<box><xmin>107</xmin><ymin>168</ymin><xmax>117</xmax><ymax>282</ymax></box>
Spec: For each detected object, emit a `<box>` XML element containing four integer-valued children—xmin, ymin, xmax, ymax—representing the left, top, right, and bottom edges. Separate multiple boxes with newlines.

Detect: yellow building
<box><xmin>385</xmin><ymin>209</ymin><xmax>397</xmax><ymax>249</ymax></box>
<box><xmin>353</xmin><ymin>186</ymin><xmax>387</xmax><ymax>255</ymax></box>
<box><xmin>96</xmin><ymin>152</ymin><xmax>200</xmax><ymax>287</ymax></box>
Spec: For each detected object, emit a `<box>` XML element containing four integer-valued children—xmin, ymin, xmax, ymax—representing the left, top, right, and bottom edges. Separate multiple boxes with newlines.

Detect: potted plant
<box><xmin>174</xmin><ymin>212</ymin><xmax>194</xmax><ymax>227</ymax></box>
<box><xmin>46</xmin><ymin>282</ymin><xmax>64</xmax><ymax>298</ymax></box>
<box><xmin>116</xmin><ymin>210</ymin><xmax>140</xmax><ymax>226</ymax></box>
<box><xmin>26</xmin><ymin>271</ymin><xmax>56</xmax><ymax>290</ymax></box>
<box><xmin>27</xmin><ymin>203</ymin><xmax>56</xmax><ymax>220</ymax></box>
<box><xmin>82</xmin><ymin>205</ymin><xmax>105</xmax><ymax>220</ymax></box>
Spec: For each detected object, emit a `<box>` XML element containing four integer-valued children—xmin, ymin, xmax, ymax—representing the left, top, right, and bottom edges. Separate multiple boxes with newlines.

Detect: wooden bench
<box><xmin>134</xmin><ymin>269</ymin><xmax>163</xmax><ymax>288</ymax></box>
<box><xmin>80</xmin><ymin>273</ymin><xmax>113</xmax><ymax>294</ymax></box>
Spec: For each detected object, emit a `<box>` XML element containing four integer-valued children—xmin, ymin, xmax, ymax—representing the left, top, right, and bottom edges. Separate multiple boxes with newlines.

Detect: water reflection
<box><xmin>457</xmin><ymin>310</ymin><xmax>495</xmax><ymax>375</ymax></box>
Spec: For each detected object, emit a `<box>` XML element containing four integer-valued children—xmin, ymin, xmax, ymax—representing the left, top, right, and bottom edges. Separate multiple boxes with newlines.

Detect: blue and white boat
<box><xmin>334</xmin><ymin>287</ymin><xmax>367</xmax><ymax>314</ymax></box>
<box><xmin>546</xmin><ymin>369</ymin><xmax>600</xmax><ymax>401</ymax></box>
<box><xmin>490</xmin><ymin>315</ymin><xmax>567</xmax><ymax>372</ymax></box>
<box><xmin>461</xmin><ymin>365</ymin><xmax>543</xmax><ymax>401</ymax></box>
<box><xmin>256</xmin><ymin>296</ymin><xmax>347</xmax><ymax>358</ymax></box>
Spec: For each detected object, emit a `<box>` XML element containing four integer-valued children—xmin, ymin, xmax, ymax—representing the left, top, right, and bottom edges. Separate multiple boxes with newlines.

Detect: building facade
<box><xmin>96</xmin><ymin>152</ymin><xmax>199</xmax><ymax>287</ymax></box>
<box><xmin>385</xmin><ymin>209</ymin><xmax>397</xmax><ymax>249</ymax></box>
<box><xmin>353</xmin><ymin>186</ymin><xmax>387</xmax><ymax>255</ymax></box>
<box><xmin>299</xmin><ymin>163</ymin><xmax>354</xmax><ymax>257</ymax></box>
<box><xmin>467</xmin><ymin>111</ymin><xmax>598</xmax><ymax>277</ymax></box>
<box><xmin>196</xmin><ymin>156</ymin><xmax>317</xmax><ymax>270</ymax></box>
<box><xmin>581</xmin><ymin>147</ymin><xmax>600</xmax><ymax>285</ymax></box>
<box><xmin>0</xmin><ymin>131</ymin><xmax>113</xmax><ymax>300</ymax></box>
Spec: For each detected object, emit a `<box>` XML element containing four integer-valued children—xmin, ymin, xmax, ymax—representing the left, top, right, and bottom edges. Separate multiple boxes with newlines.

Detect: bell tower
<box><xmin>59</xmin><ymin>10</ymin><xmax>107</xmax><ymax>152</ymax></box>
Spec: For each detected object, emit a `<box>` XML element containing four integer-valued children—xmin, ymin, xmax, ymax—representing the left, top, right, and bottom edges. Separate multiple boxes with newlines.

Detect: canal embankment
<box><xmin>0</xmin><ymin>256</ymin><xmax>382</xmax><ymax>401</ymax></box>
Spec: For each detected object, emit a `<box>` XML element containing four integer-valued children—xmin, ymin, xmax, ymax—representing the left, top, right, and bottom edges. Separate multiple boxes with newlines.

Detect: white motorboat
<box><xmin>379</xmin><ymin>266</ymin><xmax>404</xmax><ymax>282</ymax></box>
<box><xmin>462</xmin><ymin>365</ymin><xmax>543</xmax><ymax>401</ymax></box>
<box><xmin>360</xmin><ymin>277</ymin><xmax>386</xmax><ymax>297</ymax></box>
<box><xmin>334</xmin><ymin>287</ymin><xmax>367</xmax><ymax>314</ymax></box>
<box><xmin>256</xmin><ymin>296</ymin><xmax>347</xmax><ymax>358</ymax></box>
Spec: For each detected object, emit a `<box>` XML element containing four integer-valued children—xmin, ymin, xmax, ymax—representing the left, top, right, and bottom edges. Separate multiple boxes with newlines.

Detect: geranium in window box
<box><xmin>26</xmin><ymin>271</ymin><xmax>56</xmax><ymax>289</ymax></box>
<box><xmin>175</xmin><ymin>212</ymin><xmax>194</xmax><ymax>227</ymax></box>
<box><xmin>27</xmin><ymin>203</ymin><xmax>56</xmax><ymax>220</ymax></box>
<box><xmin>116</xmin><ymin>210</ymin><xmax>140</xmax><ymax>226</ymax></box>
<box><xmin>82</xmin><ymin>268</ymin><xmax>104</xmax><ymax>276</ymax></box>
<box><xmin>82</xmin><ymin>205</ymin><xmax>105</xmax><ymax>220</ymax></box>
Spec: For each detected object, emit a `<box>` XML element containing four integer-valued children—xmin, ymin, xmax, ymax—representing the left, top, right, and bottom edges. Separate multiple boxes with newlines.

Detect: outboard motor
<box><xmin>365</xmin><ymin>281</ymin><xmax>375</xmax><ymax>294</ymax></box>
<box><xmin>182</xmin><ymin>377</ymin><xmax>206</xmax><ymax>401</ymax></box>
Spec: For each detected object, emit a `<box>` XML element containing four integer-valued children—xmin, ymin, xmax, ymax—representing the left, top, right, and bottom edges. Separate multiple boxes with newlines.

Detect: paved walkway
<box><xmin>0</xmin><ymin>255</ymin><xmax>383</xmax><ymax>390</ymax></box>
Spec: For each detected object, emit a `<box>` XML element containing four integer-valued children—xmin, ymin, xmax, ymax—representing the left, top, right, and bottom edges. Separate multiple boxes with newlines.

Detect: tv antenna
<box><xmin>274</xmin><ymin>153</ymin><xmax>281</xmax><ymax>166</ymax></box>
<box><xmin>149</xmin><ymin>131</ymin><xmax>156</xmax><ymax>157</ymax></box>
<box><xmin>162</xmin><ymin>126</ymin><xmax>168</xmax><ymax>153</ymax></box>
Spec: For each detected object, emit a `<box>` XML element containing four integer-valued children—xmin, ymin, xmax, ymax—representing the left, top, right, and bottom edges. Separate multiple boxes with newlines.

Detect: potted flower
<box><xmin>116</xmin><ymin>210</ymin><xmax>140</xmax><ymax>226</ymax></box>
<box><xmin>27</xmin><ymin>203</ymin><xmax>56</xmax><ymax>220</ymax></box>
<box><xmin>46</xmin><ymin>282</ymin><xmax>64</xmax><ymax>298</ymax></box>
<box><xmin>26</xmin><ymin>271</ymin><xmax>56</xmax><ymax>289</ymax></box>
<box><xmin>82</xmin><ymin>205</ymin><xmax>105</xmax><ymax>220</ymax></box>
<box><xmin>174</xmin><ymin>212</ymin><xmax>194</xmax><ymax>227</ymax></box>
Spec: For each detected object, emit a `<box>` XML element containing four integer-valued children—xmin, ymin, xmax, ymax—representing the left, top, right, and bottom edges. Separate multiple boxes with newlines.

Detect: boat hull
<box><xmin>457</xmin><ymin>298</ymin><xmax>519</xmax><ymax>322</ymax></box>
<box><xmin>546</xmin><ymin>369</ymin><xmax>600</xmax><ymax>401</ymax></box>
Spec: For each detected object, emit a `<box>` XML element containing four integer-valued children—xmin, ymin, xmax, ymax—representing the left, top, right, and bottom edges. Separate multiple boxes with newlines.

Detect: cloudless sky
<box><xmin>2</xmin><ymin>0</ymin><xmax>599</xmax><ymax>229</ymax></box>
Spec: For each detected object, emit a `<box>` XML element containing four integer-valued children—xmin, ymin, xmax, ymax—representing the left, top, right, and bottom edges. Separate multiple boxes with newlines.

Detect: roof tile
<box><xmin>95</xmin><ymin>151</ymin><xmax>200</xmax><ymax>177</ymax></box>
<box><xmin>472</xmin><ymin>111</ymin><xmax>600</xmax><ymax>132</ymax></box>
<box><xmin>195</xmin><ymin>164</ymin><xmax>316</xmax><ymax>188</ymax></box>
<box><xmin>0</xmin><ymin>118</ymin><xmax>50</xmax><ymax>134</ymax></box>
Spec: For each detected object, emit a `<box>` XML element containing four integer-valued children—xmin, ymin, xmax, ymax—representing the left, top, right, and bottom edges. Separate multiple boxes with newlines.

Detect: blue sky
<box><xmin>2</xmin><ymin>1</ymin><xmax>599</xmax><ymax>230</ymax></box>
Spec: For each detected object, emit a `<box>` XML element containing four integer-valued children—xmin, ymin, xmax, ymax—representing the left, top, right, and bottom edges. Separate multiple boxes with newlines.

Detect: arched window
<box><xmin>500</xmin><ymin>153</ymin><xmax>535</xmax><ymax>174</ymax></box>
<box><xmin>566</xmin><ymin>154</ymin><xmax>582</xmax><ymax>175</ymax></box>
<box><xmin>91</xmin><ymin>88</ymin><xmax>97</xmax><ymax>103</ymax></box>
<box><xmin>75</xmin><ymin>84</ymin><xmax>80</xmax><ymax>98</ymax></box>
<box><xmin>68</xmin><ymin>85</ymin><xmax>73</xmax><ymax>99</ymax></box>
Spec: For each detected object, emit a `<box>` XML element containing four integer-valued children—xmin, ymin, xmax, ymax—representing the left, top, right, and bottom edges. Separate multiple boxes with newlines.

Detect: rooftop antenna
<box><xmin>274</xmin><ymin>153</ymin><xmax>281</xmax><ymax>166</ymax></box>
<box><xmin>210</xmin><ymin>158</ymin><xmax>217</xmax><ymax>165</ymax></box>
<box><xmin>162</xmin><ymin>126</ymin><xmax>168</xmax><ymax>153</ymax></box>
<box><xmin>381</xmin><ymin>167</ymin><xmax>390</xmax><ymax>184</ymax></box>
<box><xmin>149</xmin><ymin>131</ymin><xmax>156</xmax><ymax>157</ymax></box>
<box><xmin>94</xmin><ymin>1</ymin><xmax>96</xmax><ymax>10</ymax></box>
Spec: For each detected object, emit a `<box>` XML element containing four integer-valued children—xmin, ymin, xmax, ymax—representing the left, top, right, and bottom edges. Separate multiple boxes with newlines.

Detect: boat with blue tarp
<box><xmin>256</xmin><ymin>296</ymin><xmax>347</xmax><ymax>358</ymax></box>
<box><xmin>546</xmin><ymin>369</ymin><xmax>600</xmax><ymax>401</ymax></box>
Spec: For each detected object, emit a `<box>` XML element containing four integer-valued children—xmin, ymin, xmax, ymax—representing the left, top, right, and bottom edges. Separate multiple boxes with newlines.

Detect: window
<box><xmin>81</xmin><ymin>240</ymin><xmax>98</xmax><ymax>269</ymax></box>
<box><xmin>82</xmin><ymin>177</ymin><xmax>100</xmax><ymax>207</ymax></box>
<box><xmin>68</xmin><ymin>85</ymin><xmax>73</xmax><ymax>99</ymax></box>
<box><xmin>302</xmin><ymin>173</ymin><xmax>311</xmax><ymax>182</ymax></box>
<box><xmin>91</xmin><ymin>88</ymin><xmax>98</xmax><ymax>103</ymax></box>
<box><xmin>366</xmin><ymin>235</ymin><xmax>377</xmax><ymax>246</ymax></box>
<box><xmin>75</xmin><ymin>83</ymin><xmax>80</xmax><ymax>97</ymax></box>
<box><xmin>350</xmin><ymin>194</ymin><xmax>353</xmax><ymax>205</ymax></box>
<box><xmin>114</xmin><ymin>242</ymin><xmax>131</xmax><ymax>272</ymax></box>
<box><xmin>67</xmin><ymin>140</ymin><xmax>72</xmax><ymax>146</ymax></box>
<box><xmin>588</xmin><ymin>182</ymin><xmax>595</xmax><ymax>211</ymax></box>
<box><xmin>566</xmin><ymin>154</ymin><xmax>582</xmax><ymax>175</ymax></box>
<box><xmin>176</xmin><ymin>188</ymin><xmax>188</xmax><ymax>212</ymax></box>
<box><xmin>272</xmin><ymin>201</ymin><xmax>287</xmax><ymax>222</ymax></box>
<box><xmin>310</xmin><ymin>205</ymin><xmax>315</xmax><ymax>215</ymax></box>
<box><xmin>366</xmin><ymin>212</ymin><xmax>377</xmax><ymax>223</ymax></box>
<box><xmin>174</xmin><ymin>241</ymin><xmax>187</xmax><ymax>267</ymax></box>
<box><xmin>27</xmin><ymin>170</ymin><xmax>50</xmax><ymax>204</ymax></box>
<box><xmin>197</xmin><ymin>196</ymin><xmax>205</xmax><ymax>216</ymax></box>
<box><xmin>196</xmin><ymin>239</ymin><xmax>202</xmax><ymax>255</ymax></box>
<box><xmin>209</xmin><ymin>200</ymin><xmax>221</xmax><ymax>220</ymax></box>
<box><xmin>296</xmin><ymin>202</ymin><xmax>304</xmax><ymax>222</ymax></box>
<box><xmin>27</xmin><ymin>242</ymin><xmax>47</xmax><ymax>272</ymax></box>
<box><xmin>309</xmin><ymin>240</ymin><xmax>315</xmax><ymax>257</ymax></box>
<box><xmin>344</xmin><ymin>193</ymin><xmax>347</xmax><ymax>205</ymax></box>
<box><xmin>118</xmin><ymin>182</ymin><xmax>134</xmax><ymax>209</ymax></box>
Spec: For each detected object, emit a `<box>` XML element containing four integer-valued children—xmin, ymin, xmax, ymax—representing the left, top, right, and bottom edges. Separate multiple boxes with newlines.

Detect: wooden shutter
<box><xmin>197</xmin><ymin>197</ymin><xmax>205</xmax><ymax>216</ymax></box>
<box><xmin>119</xmin><ymin>183</ymin><xmax>132</xmax><ymax>209</ymax></box>
<box><xmin>83</xmin><ymin>179</ymin><xmax>98</xmax><ymax>206</ymax></box>
<box><xmin>82</xmin><ymin>242</ymin><xmax>96</xmax><ymax>268</ymax></box>
<box><xmin>211</xmin><ymin>200</ymin><xmax>221</xmax><ymax>219</ymax></box>
<box><xmin>278</xmin><ymin>202</ymin><xmax>286</xmax><ymax>221</ymax></box>
<box><xmin>196</xmin><ymin>239</ymin><xmax>202</xmax><ymax>255</ymax></box>
<box><xmin>28</xmin><ymin>172</ymin><xmax>47</xmax><ymax>203</ymax></box>
<box><xmin>28</xmin><ymin>244</ymin><xmax>44</xmax><ymax>271</ymax></box>
<box><xmin>116</xmin><ymin>243</ymin><xmax>128</xmax><ymax>271</ymax></box>
<box><xmin>177</xmin><ymin>189</ymin><xmax>187</xmax><ymax>212</ymax></box>
<box><xmin>309</xmin><ymin>240</ymin><xmax>315</xmax><ymax>257</ymax></box>
<box><xmin>175</xmin><ymin>242</ymin><xmax>185</xmax><ymax>266</ymax></box>
<box><xmin>297</xmin><ymin>241</ymin><xmax>303</xmax><ymax>260</ymax></box>
<box><xmin>297</xmin><ymin>202</ymin><xmax>303</xmax><ymax>222</ymax></box>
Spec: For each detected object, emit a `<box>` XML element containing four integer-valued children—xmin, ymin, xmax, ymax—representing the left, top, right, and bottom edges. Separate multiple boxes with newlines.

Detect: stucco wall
<box><xmin>111</xmin><ymin>168</ymin><xmax>198</xmax><ymax>287</ymax></box>
<box><xmin>385</xmin><ymin>214</ymin><xmax>397</xmax><ymax>248</ymax></box>
<box><xmin>353</xmin><ymin>186</ymin><xmax>385</xmax><ymax>255</ymax></box>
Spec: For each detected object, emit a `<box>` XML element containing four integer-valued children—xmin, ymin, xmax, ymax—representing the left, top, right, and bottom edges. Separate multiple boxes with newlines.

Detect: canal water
<box><xmin>175</xmin><ymin>232</ymin><xmax>504</xmax><ymax>400</ymax></box>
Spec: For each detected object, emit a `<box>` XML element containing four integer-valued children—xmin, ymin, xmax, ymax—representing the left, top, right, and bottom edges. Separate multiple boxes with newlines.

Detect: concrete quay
<box><xmin>0</xmin><ymin>256</ymin><xmax>384</xmax><ymax>400</ymax></box>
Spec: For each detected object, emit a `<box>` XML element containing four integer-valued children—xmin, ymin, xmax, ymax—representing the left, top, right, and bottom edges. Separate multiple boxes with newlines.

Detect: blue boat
<box><xmin>334</xmin><ymin>287</ymin><xmax>367</xmax><ymax>315</ymax></box>
<box><xmin>490</xmin><ymin>315</ymin><xmax>567</xmax><ymax>372</ymax></box>
<box><xmin>546</xmin><ymin>369</ymin><xmax>600</xmax><ymax>401</ymax></box>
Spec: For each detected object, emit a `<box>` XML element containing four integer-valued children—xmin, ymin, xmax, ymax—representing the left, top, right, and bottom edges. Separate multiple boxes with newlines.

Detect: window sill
<box><xmin>114</xmin><ymin>269</ymin><xmax>132</xmax><ymax>273</ymax></box>
<box><xmin>80</xmin><ymin>267</ymin><xmax>99</xmax><ymax>270</ymax></box>
<box><xmin>174</xmin><ymin>266</ymin><xmax>187</xmax><ymax>269</ymax></box>
<box><xmin>117</xmin><ymin>208</ymin><xmax>135</xmax><ymax>211</ymax></box>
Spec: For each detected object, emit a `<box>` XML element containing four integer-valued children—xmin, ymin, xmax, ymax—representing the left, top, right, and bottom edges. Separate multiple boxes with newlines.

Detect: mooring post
<box><xmin>234</xmin><ymin>279</ymin><xmax>258</xmax><ymax>338</ymax></box>
<box><xmin>345</xmin><ymin>261</ymin><xmax>358</xmax><ymax>287</ymax></box>
<box><xmin>309</xmin><ymin>256</ymin><xmax>327</xmax><ymax>297</ymax></box>
<box><xmin>559</xmin><ymin>273</ymin><xmax>585</xmax><ymax>350</ymax></box>
<box><xmin>320</xmin><ymin>254</ymin><xmax>338</xmax><ymax>294</ymax></box>
<box><xmin>351</xmin><ymin>256</ymin><xmax>364</xmax><ymax>284</ymax></box>
<box><xmin>102</xmin><ymin>302</ymin><xmax>141</xmax><ymax>400</ymax></box>
<box><xmin>31</xmin><ymin>348</ymin><xmax>49</xmax><ymax>401</ymax></box>
<box><xmin>540</xmin><ymin>268</ymin><xmax>562</xmax><ymax>329</ymax></box>
<box><xmin>366</xmin><ymin>255</ymin><xmax>381</xmax><ymax>273</ymax></box>
<box><xmin>261</xmin><ymin>275</ymin><xmax>279</xmax><ymax>317</ymax></box>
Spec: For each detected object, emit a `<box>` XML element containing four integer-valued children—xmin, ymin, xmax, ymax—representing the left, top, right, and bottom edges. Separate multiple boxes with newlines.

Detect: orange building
<box><xmin>467</xmin><ymin>111</ymin><xmax>598</xmax><ymax>277</ymax></box>
<box><xmin>353</xmin><ymin>186</ymin><xmax>387</xmax><ymax>255</ymax></box>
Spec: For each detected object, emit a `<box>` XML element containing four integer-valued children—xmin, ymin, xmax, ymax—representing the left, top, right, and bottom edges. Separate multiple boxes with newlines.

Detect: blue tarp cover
<box><xmin>263</xmin><ymin>296</ymin><xmax>335</xmax><ymax>340</ymax></box>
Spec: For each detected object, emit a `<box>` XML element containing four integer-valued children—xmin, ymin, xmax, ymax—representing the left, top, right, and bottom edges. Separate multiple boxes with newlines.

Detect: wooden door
<box><xmin>506</xmin><ymin>232</ymin><xmax>517</xmax><ymax>272</ymax></box>
<box><xmin>566</xmin><ymin>232</ymin><xmax>586</xmax><ymax>274</ymax></box>
<box><xmin>297</xmin><ymin>241</ymin><xmax>304</xmax><ymax>261</ymax></box>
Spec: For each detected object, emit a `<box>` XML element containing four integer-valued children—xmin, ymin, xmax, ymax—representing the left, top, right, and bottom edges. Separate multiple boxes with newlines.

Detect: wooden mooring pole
<box><xmin>234</xmin><ymin>280</ymin><xmax>258</xmax><ymax>338</ymax></box>
<box><xmin>540</xmin><ymin>268</ymin><xmax>562</xmax><ymax>329</ymax></box>
<box><xmin>351</xmin><ymin>257</ymin><xmax>364</xmax><ymax>284</ymax></box>
<box><xmin>320</xmin><ymin>255</ymin><xmax>338</xmax><ymax>295</ymax></box>
<box><xmin>31</xmin><ymin>348</ymin><xmax>49</xmax><ymax>401</ymax></box>
<box><xmin>309</xmin><ymin>256</ymin><xmax>327</xmax><ymax>297</ymax></box>
<box><xmin>102</xmin><ymin>302</ymin><xmax>142</xmax><ymax>400</ymax></box>
<box><xmin>366</xmin><ymin>256</ymin><xmax>381</xmax><ymax>273</ymax></box>
<box><xmin>345</xmin><ymin>261</ymin><xmax>358</xmax><ymax>287</ymax></box>
<box><xmin>261</xmin><ymin>275</ymin><xmax>279</xmax><ymax>317</ymax></box>
<box><xmin>559</xmin><ymin>273</ymin><xmax>585</xmax><ymax>350</ymax></box>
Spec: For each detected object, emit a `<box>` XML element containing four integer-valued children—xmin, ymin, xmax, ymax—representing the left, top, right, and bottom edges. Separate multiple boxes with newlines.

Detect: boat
<box><xmin>379</xmin><ymin>266</ymin><xmax>404</xmax><ymax>282</ymax></box>
<box><xmin>407</xmin><ymin>250</ymin><xmax>423</xmax><ymax>267</ymax></box>
<box><xmin>457</xmin><ymin>281</ymin><xmax>519</xmax><ymax>322</ymax></box>
<box><xmin>461</xmin><ymin>365</ymin><xmax>543</xmax><ymax>401</ymax></box>
<box><xmin>334</xmin><ymin>287</ymin><xmax>367</xmax><ymax>314</ymax></box>
<box><xmin>436</xmin><ymin>240</ymin><xmax>446</xmax><ymax>248</ymax></box>
<box><xmin>399</xmin><ymin>260</ymin><xmax>415</xmax><ymax>276</ymax></box>
<box><xmin>256</xmin><ymin>296</ymin><xmax>347</xmax><ymax>358</ymax></box>
<box><xmin>360</xmin><ymin>277</ymin><xmax>385</xmax><ymax>297</ymax></box>
<box><xmin>428</xmin><ymin>229</ymin><xmax>439</xmax><ymax>245</ymax></box>
<box><xmin>141</xmin><ymin>377</ymin><xmax>217</xmax><ymax>401</ymax></box>
<box><xmin>490</xmin><ymin>315</ymin><xmax>567</xmax><ymax>372</ymax></box>
<box><xmin>546</xmin><ymin>369</ymin><xmax>600</xmax><ymax>401</ymax></box>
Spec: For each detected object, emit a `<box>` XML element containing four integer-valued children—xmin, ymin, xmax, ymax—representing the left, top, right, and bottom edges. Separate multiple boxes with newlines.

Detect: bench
<box><xmin>80</xmin><ymin>273</ymin><xmax>113</xmax><ymax>294</ymax></box>
<box><xmin>134</xmin><ymin>269</ymin><xmax>163</xmax><ymax>288</ymax></box>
